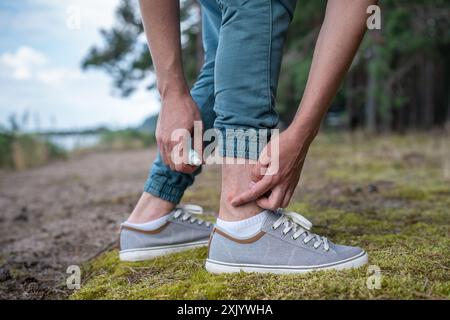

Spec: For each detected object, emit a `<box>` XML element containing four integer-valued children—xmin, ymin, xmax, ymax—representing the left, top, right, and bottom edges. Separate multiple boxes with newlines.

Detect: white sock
<box><xmin>123</xmin><ymin>213</ymin><xmax>171</xmax><ymax>231</ymax></box>
<box><xmin>216</xmin><ymin>211</ymin><xmax>268</xmax><ymax>238</ymax></box>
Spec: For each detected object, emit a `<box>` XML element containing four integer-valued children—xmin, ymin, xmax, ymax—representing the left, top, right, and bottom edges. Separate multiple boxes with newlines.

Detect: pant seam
<box><xmin>267</xmin><ymin>0</ymin><xmax>275</xmax><ymax>127</ymax></box>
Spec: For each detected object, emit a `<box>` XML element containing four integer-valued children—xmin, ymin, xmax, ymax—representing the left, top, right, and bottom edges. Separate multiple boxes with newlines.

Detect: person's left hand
<box><xmin>230</xmin><ymin>127</ymin><xmax>310</xmax><ymax>210</ymax></box>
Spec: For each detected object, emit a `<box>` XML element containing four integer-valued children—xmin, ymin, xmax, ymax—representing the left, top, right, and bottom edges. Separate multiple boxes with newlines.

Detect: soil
<box><xmin>0</xmin><ymin>149</ymin><xmax>160</xmax><ymax>299</ymax></box>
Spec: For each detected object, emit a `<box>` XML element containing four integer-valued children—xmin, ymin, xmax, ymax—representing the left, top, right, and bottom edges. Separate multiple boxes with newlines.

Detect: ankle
<box><xmin>219</xmin><ymin>159</ymin><xmax>262</xmax><ymax>221</ymax></box>
<box><xmin>127</xmin><ymin>192</ymin><xmax>176</xmax><ymax>223</ymax></box>
<box><xmin>218</xmin><ymin>194</ymin><xmax>261</xmax><ymax>221</ymax></box>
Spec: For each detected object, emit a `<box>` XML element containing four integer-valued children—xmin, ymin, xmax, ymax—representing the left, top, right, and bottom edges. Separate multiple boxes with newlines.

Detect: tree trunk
<box><xmin>345</xmin><ymin>72</ymin><xmax>356</xmax><ymax>130</ymax></box>
<box><xmin>365</xmin><ymin>61</ymin><xmax>377</xmax><ymax>133</ymax></box>
<box><xmin>423</xmin><ymin>58</ymin><xmax>435</xmax><ymax>129</ymax></box>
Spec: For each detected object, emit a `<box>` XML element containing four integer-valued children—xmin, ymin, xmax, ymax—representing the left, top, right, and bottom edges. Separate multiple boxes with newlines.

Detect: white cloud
<box><xmin>0</xmin><ymin>1</ymin><xmax>157</xmax><ymax>131</ymax></box>
<box><xmin>0</xmin><ymin>46</ymin><xmax>83</xmax><ymax>86</ymax></box>
<box><xmin>25</xmin><ymin>0</ymin><xmax>121</xmax><ymax>31</ymax></box>
<box><xmin>36</xmin><ymin>67</ymin><xmax>83</xmax><ymax>85</ymax></box>
<box><xmin>0</xmin><ymin>46</ymin><xmax>47</xmax><ymax>80</ymax></box>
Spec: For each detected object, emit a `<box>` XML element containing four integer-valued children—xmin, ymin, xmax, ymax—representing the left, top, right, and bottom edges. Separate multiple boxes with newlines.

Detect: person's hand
<box><xmin>230</xmin><ymin>127</ymin><xmax>310</xmax><ymax>209</ymax></box>
<box><xmin>156</xmin><ymin>92</ymin><xmax>203</xmax><ymax>173</ymax></box>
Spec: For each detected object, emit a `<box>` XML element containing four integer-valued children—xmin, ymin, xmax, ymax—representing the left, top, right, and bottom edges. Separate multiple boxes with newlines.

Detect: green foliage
<box><xmin>83</xmin><ymin>0</ymin><xmax>450</xmax><ymax>130</ymax></box>
<box><xmin>99</xmin><ymin>129</ymin><xmax>155</xmax><ymax>150</ymax></box>
<box><xmin>82</xmin><ymin>0</ymin><xmax>200</xmax><ymax>96</ymax></box>
<box><xmin>0</xmin><ymin>132</ymin><xmax>65</xmax><ymax>169</ymax></box>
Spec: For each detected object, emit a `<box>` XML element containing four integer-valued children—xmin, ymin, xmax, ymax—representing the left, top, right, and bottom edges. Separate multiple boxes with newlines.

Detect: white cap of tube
<box><xmin>188</xmin><ymin>149</ymin><xmax>202</xmax><ymax>166</ymax></box>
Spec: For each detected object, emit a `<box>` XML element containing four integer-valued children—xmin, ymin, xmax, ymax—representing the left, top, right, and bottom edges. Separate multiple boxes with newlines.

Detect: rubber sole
<box><xmin>119</xmin><ymin>240</ymin><xmax>209</xmax><ymax>262</ymax></box>
<box><xmin>205</xmin><ymin>251</ymin><xmax>368</xmax><ymax>274</ymax></box>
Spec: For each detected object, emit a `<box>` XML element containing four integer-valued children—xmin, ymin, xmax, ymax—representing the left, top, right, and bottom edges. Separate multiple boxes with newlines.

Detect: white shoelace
<box><xmin>173</xmin><ymin>204</ymin><xmax>211</xmax><ymax>227</ymax></box>
<box><xmin>272</xmin><ymin>210</ymin><xmax>329</xmax><ymax>251</ymax></box>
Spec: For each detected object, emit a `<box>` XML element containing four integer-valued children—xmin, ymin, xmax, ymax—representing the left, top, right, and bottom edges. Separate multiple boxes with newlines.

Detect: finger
<box><xmin>250</xmin><ymin>148</ymin><xmax>271</xmax><ymax>182</ymax></box>
<box><xmin>159</xmin><ymin>143</ymin><xmax>170</xmax><ymax>166</ymax></box>
<box><xmin>172</xmin><ymin>139</ymin><xmax>195</xmax><ymax>170</ymax></box>
<box><xmin>168</xmin><ymin>139</ymin><xmax>196</xmax><ymax>173</ymax></box>
<box><xmin>258</xmin><ymin>147</ymin><xmax>271</xmax><ymax>166</ymax></box>
<box><xmin>163</xmin><ymin>144</ymin><xmax>176</xmax><ymax>170</ymax></box>
<box><xmin>179</xmin><ymin>139</ymin><xmax>190</xmax><ymax>166</ymax></box>
<box><xmin>174</xmin><ymin>164</ymin><xmax>196</xmax><ymax>174</ymax></box>
<box><xmin>256</xmin><ymin>187</ymin><xmax>283</xmax><ymax>211</ymax></box>
<box><xmin>281</xmin><ymin>189</ymin><xmax>294</xmax><ymax>209</ymax></box>
<box><xmin>250</xmin><ymin>162</ymin><xmax>267</xmax><ymax>182</ymax></box>
<box><xmin>230</xmin><ymin>176</ymin><xmax>274</xmax><ymax>207</ymax></box>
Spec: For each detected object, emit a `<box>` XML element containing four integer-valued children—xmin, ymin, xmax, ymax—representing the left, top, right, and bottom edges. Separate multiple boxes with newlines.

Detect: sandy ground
<box><xmin>0</xmin><ymin>149</ymin><xmax>163</xmax><ymax>299</ymax></box>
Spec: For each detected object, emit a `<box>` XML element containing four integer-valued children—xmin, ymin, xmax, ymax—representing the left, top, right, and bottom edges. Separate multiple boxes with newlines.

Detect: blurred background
<box><xmin>0</xmin><ymin>0</ymin><xmax>449</xmax><ymax>169</ymax></box>
<box><xmin>0</xmin><ymin>0</ymin><xmax>449</xmax><ymax>300</ymax></box>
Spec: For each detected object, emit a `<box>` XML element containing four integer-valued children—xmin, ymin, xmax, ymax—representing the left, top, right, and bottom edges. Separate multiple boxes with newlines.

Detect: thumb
<box><xmin>250</xmin><ymin>162</ymin><xmax>266</xmax><ymax>182</ymax></box>
<box><xmin>250</xmin><ymin>148</ymin><xmax>271</xmax><ymax>182</ymax></box>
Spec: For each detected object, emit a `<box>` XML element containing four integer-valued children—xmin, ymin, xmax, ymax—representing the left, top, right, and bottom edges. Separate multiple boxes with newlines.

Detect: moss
<box><xmin>72</xmin><ymin>236</ymin><xmax>449</xmax><ymax>299</ymax></box>
<box><xmin>71</xmin><ymin>133</ymin><xmax>450</xmax><ymax>300</ymax></box>
<box><xmin>72</xmin><ymin>203</ymin><xmax>449</xmax><ymax>300</ymax></box>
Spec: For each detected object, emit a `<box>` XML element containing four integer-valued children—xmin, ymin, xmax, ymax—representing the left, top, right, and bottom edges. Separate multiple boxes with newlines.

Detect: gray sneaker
<box><xmin>205</xmin><ymin>210</ymin><xmax>368</xmax><ymax>274</ymax></box>
<box><xmin>119</xmin><ymin>205</ymin><xmax>213</xmax><ymax>261</ymax></box>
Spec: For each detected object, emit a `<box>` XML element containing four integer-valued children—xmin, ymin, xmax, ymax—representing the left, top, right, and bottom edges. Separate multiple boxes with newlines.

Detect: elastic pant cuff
<box><xmin>144</xmin><ymin>179</ymin><xmax>184</xmax><ymax>204</ymax></box>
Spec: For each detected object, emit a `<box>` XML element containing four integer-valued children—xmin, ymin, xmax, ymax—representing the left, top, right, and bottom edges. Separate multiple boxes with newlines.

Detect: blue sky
<box><xmin>0</xmin><ymin>0</ymin><xmax>159</xmax><ymax>131</ymax></box>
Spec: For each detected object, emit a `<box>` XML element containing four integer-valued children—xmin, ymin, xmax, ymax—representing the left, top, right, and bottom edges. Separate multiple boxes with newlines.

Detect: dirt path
<box><xmin>0</xmin><ymin>149</ymin><xmax>165</xmax><ymax>299</ymax></box>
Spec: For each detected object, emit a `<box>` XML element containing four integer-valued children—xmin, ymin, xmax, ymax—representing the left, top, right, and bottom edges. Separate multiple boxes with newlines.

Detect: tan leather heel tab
<box><xmin>214</xmin><ymin>228</ymin><xmax>265</xmax><ymax>244</ymax></box>
<box><xmin>120</xmin><ymin>222</ymin><xmax>169</xmax><ymax>234</ymax></box>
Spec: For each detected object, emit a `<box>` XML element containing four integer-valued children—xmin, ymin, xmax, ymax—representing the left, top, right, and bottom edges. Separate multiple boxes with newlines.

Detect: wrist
<box><xmin>157</xmin><ymin>77</ymin><xmax>190</xmax><ymax>100</ymax></box>
<box><xmin>288</xmin><ymin>119</ymin><xmax>319</xmax><ymax>148</ymax></box>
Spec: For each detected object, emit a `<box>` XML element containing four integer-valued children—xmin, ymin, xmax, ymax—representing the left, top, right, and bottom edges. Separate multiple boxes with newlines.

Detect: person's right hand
<box><xmin>156</xmin><ymin>92</ymin><xmax>203</xmax><ymax>173</ymax></box>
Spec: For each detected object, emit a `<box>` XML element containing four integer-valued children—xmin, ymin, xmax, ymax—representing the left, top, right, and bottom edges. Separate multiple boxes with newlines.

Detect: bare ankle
<box><xmin>219</xmin><ymin>197</ymin><xmax>261</xmax><ymax>221</ymax></box>
<box><xmin>127</xmin><ymin>192</ymin><xmax>175</xmax><ymax>223</ymax></box>
<box><xmin>218</xmin><ymin>159</ymin><xmax>262</xmax><ymax>221</ymax></box>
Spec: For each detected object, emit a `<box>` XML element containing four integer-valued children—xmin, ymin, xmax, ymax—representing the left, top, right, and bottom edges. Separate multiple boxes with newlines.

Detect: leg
<box><xmin>127</xmin><ymin>1</ymin><xmax>221</xmax><ymax>223</ymax></box>
<box><xmin>214</xmin><ymin>0</ymin><xmax>297</xmax><ymax>221</ymax></box>
<box><xmin>206</xmin><ymin>0</ymin><xmax>368</xmax><ymax>274</ymax></box>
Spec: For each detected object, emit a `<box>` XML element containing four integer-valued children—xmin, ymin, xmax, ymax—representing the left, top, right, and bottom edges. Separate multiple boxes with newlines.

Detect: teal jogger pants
<box><xmin>144</xmin><ymin>0</ymin><xmax>297</xmax><ymax>203</ymax></box>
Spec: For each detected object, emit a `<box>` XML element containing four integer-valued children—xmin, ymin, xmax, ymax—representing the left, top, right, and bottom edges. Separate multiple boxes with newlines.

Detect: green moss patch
<box><xmin>72</xmin><ymin>133</ymin><xmax>450</xmax><ymax>300</ymax></box>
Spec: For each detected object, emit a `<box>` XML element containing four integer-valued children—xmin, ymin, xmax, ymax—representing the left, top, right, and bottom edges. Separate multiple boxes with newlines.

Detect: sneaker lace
<box><xmin>272</xmin><ymin>210</ymin><xmax>329</xmax><ymax>251</ymax></box>
<box><xmin>173</xmin><ymin>204</ymin><xmax>211</xmax><ymax>227</ymax></box>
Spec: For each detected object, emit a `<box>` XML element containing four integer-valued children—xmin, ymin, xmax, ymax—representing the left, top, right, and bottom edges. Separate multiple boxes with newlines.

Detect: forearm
<box><xmin>139</xmin><ymin>0</ymin><xmax>188</xmax><ymax>98</ymax></box>
<box><xmin>291</xmin><ymin>0</ymin><xmax>378</xmax><ymax>143</ymax></box>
